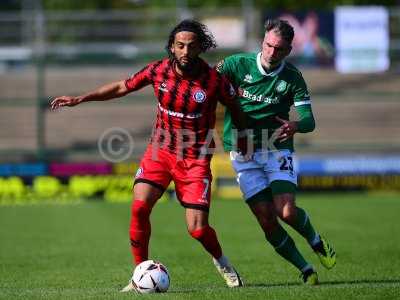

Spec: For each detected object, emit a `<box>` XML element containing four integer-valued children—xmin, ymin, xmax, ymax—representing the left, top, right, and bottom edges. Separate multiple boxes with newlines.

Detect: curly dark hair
<box><xmin>165</xmin><ymin>19</ymin><xmax>217</xmax><ymax>58</ymax></box>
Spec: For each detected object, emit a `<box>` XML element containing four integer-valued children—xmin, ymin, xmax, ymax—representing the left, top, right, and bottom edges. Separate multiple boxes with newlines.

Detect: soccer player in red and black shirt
<box><xmin>50</xmin><ymin>20</ymin><xmax>246</xmax><ymax>290</ymax></box>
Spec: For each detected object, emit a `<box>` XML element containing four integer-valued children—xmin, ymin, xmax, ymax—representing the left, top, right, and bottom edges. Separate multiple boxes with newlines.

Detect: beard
<box><xmin>174</xmin><ymin>57</ymin><xmax>200</xmax><ymax>73</ymax></box>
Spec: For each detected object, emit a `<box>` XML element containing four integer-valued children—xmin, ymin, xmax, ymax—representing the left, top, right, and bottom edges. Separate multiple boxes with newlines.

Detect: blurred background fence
<box><xmin>1</xmin><ymin>2</ymin><xmax>400</xmax><ymax>201</ymax></box>
<box><xmin>1</xmin><ymin>4</ymin><xmax>400</xmax><ymax>161</ymax></box>
<box><xmin>0</xmin><ymin>5</ymin><xmax>260</xmax><ymax>161</ymax></box>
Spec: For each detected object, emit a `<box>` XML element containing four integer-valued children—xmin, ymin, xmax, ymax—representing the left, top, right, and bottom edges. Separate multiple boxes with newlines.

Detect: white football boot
<box><xmin>212</xmin><ymin>257</ymin><xmax>244</xmax><ymax>288</ymax></box>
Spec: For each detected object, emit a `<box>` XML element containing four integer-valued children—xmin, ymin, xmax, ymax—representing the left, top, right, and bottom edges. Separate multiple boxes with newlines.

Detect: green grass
<box><xmin>1</xmin><ymin>192</ymin><xmax>400</xmax><ymax>299</ymax></box>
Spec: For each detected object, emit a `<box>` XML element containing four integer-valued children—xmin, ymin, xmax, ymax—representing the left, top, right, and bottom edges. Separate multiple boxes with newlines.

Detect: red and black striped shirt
<box><xmin>125</xmin><ymin>58</ymin><xmax>236</xmax><ymax>159</ymax></box>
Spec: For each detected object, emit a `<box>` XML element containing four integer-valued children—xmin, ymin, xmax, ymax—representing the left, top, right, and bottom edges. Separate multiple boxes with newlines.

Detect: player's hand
<box><xmin>50</xmin><ymin>96</ymin><xmax>82</xmax><ymax>110</ymax></box>
<box><xmin>275</xmin><ymin>116</ymin><xmax>298</xmax><ymax>142</ymax></box>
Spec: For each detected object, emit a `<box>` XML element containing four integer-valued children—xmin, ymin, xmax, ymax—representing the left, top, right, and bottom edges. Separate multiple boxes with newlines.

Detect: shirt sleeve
<box><xmin>215</xmin><ymin>56</ymin><xmax>238</xmax><ymax>107</ymax></box>
<box><xmin>296</xmin><ymin>104</ymin><xmax>315</xmax><ymax>133</ymax></box>
<box><xmin>215</xmin><ymin>59</ymin><xmax>226</xmax><ymax>74</ymax></box>
<box><xmin>218</xmin><ymin>75</ymin><xmax>237</xmax><ymax>106</ymax></box>
<box><xmin>291</xmin><ymin>73</ymin><xmax>315</xmax><ymax>133</ymax></box>
<box><xmin>215</xmin><ymin>57</ymin><xmax>236</xmax><ymax>84</ymax></box>
<box><xmin>124</xmin><ymin>63</ymin><xmax>153</xmax><ymax>92</ymax></box>
<box><xmin>292</xmin><ymin>74</ymin><xmax>311</xmax><ymax>107</ymax></box>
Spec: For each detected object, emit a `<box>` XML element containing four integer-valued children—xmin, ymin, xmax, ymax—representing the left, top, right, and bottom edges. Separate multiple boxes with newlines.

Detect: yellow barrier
<box><xmin>0</xmin><ymin>177</ymin><xmax>25</xmax><ymax>204</ymax></box>
<box><xmin>2</xmin><ymin>173</ymin><xmax>400</xmax><ymax>205</ymax></box>
<box><xmin>211</xmin><ymin>153</ymin><xmax>241</xmax><ymax>198</ymax></box>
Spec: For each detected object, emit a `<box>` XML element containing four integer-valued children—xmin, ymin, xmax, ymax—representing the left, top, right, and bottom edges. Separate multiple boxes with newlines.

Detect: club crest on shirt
<box><xmin>276</xmin><ymin>80</ymin><xmax>287</xmax><ymax>93</ymax></box>
<box><xmin>193</xmin><ymin>90</ymin><xmax>207</xmax><ymax>103</ymax></box>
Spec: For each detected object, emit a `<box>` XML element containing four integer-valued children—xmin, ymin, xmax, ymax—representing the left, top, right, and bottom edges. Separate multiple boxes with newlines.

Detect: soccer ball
<box><xmin>132</xmin><ymin>260</ymin><xmax>170</xmax><ymax>293</ymax></box>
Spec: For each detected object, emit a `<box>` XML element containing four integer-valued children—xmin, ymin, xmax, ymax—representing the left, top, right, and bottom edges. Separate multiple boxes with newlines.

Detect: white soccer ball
<box><xmin>132</xmin><ymin>260</ymin><xmax>170</xmax><ymax>293</ymax></box>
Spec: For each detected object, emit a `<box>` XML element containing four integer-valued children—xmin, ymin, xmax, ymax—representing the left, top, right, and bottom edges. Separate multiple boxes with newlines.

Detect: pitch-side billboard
<box><xmin>335</xmin><ymin>6</ymin><xmax>389</xmax><ymax>73</ymax></box>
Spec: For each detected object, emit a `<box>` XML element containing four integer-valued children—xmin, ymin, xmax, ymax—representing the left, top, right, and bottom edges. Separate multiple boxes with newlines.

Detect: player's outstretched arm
<box><xmin>50</xmin><ymin>80</ymin><xmax>129</xmax><ymax>110</ymax></box>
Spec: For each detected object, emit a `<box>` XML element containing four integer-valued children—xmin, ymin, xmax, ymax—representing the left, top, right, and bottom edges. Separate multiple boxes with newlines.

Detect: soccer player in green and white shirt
<box><xmin>217</xmin><ymin>19</ymin><xmax>336</xmax><ymax>285</ymax></box>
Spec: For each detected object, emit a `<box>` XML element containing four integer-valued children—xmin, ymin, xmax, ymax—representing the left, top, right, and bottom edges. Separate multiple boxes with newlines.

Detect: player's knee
<box><xmin>274</xmin><ymin>194</ymin><xmax>296</xmax><ymax>224</ymax></box>
<box><xmin>186</xmin><ymin>210</ymin><xmax>209</xmax><ymax>233</ymax></box>
<box><xmin>279</xmin><ymin>206</ymin><xmax>297</xmax><ymax>225</ymax></box>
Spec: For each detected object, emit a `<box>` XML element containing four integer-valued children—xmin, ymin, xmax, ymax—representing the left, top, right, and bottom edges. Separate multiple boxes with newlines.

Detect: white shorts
<box><xmin>230</xmin><ymin>149</ymin><xmax>297</xmax><ymax>200</ymax></box>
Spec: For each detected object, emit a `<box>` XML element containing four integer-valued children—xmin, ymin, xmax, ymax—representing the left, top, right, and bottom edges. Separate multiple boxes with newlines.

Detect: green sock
<box><xmin>265</xmin><ymin>224</ymin><xmax>309</xmax><ymax>271</ymax></box>
<box><xmin>291</xmin><ymin>207</ymin><xmax>318</xmax><ymax>245</ymax></box>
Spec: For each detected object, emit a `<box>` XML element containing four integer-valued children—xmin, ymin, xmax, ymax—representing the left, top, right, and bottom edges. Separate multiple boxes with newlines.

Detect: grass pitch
<box><xmin>1</xmin><ymin>192</ymin><xmax>400</xmax><ymax>299</ymax></box>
